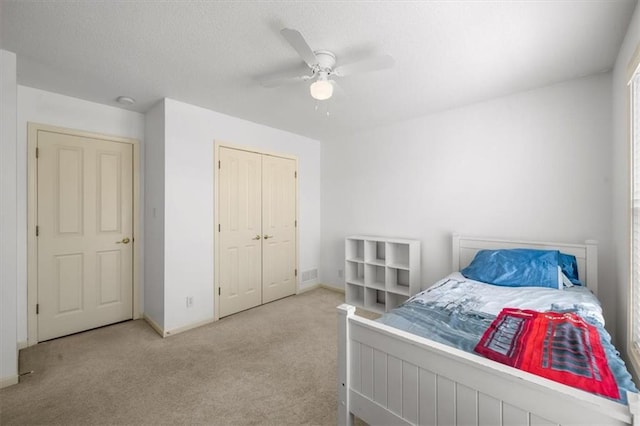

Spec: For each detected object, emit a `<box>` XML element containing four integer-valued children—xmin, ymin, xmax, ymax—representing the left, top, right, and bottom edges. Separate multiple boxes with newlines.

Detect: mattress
<box><xmin>378</xmin><ymin>272</ymin><xmax>638</xmax><ymax>404</ymax></box>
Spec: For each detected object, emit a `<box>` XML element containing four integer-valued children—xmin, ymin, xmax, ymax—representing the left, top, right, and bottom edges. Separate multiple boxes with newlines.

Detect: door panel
<box><xmin>37</xmin><ymin>131</ymin><xmax>133</xmax><ymax>341</ymax></box>
<box><xmin>218</xmin><ymin>147</ymin><xmax>263</xmax><ymax>317</ymax></box>
<box><xmin>55</xmin><ymin>253</ymin><xmax>84</xmax><ymax>313</ymax></box>
<box><xmin>97</xmin><ymin>151</ymin><xmax>122</xmax><ymax>232</ymax></box>
<box><xmin>97</xmin><ymin>250</ymin><xmax>122</xmax><ymax>305</ymax></box>
<box><xmin>57</xmin><ymin>147</ymin><xmax>83</xmax><ymax>234</ymax></box>
<box><xmin>262</xmin><ymin>155</ymin><xmax>297</xmax><ymax>304</ymax></box>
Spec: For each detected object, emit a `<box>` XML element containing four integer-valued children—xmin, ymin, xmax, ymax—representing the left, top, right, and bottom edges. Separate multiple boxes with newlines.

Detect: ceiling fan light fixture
<box><xmin>310</xmin><ymin>79</ymin><xmax>333</xmax><ymax>100</ymax></box>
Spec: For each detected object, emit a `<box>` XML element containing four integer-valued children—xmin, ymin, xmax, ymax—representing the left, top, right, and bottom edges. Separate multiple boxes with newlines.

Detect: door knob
<box><xmin>252</xmin><ymin>235</ymin><xmax>262</xmax><ymax>240</ymax></box>
<box><xmin>116</xmin><ymin>237</ymin><xmax>130</xmax><ymax>244</ymax></box>
<box><xmin>263</xmin><ymin>235</ymin><xmax>274</xmax><ymax>240</ymax></box>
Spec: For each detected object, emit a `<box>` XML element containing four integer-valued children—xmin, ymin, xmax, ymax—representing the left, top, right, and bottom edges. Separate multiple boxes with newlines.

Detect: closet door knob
<box><xmin>263</xmin><ymin>235</ymin><xmax>274</xmax><ymax>240</ymax></box>
<box><xmin>252</xmin><ymin>235</ymin><xmax>262</xmax><ymax>240</ymax></box>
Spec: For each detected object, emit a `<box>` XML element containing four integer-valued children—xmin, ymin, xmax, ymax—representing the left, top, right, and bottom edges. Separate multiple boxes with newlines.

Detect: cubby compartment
<box><xmin>387</xmin><ymin>267</ymin><xmax>411</xmax><ymax>295</ymax></box>
<box><xmin>346</xmin><ymin>283</ymin><xmax>365</xmax><ymax>307</ymax></box>
<box><xmin>365</xmin><ymin>264</ymin><xmax>386</xmax><ymax>290</ymax></box>
<box><xmin>365</xmin><ymin>240</ymin><xmax>386</xmax><ymax>265</ymax></box>
<box><xmin>386</xmin><ymin>293</ymin><xmax>410</xmax><ymax>311</ymax></box>
<box><xmin>345</xmin><ymin>260</ymin><xmax>364</xmax><ymax>285</ymax></box>
<box><xmin>364</xmin><ymin>288</ymin><xmax>386</xmax><ymax>314</ymax></box>
<box><xmin>345</xmin><ymin>236</ymin><xmax>420</xmax><ymax>312</ymax></box>
<box><xmin>387</xmin><ymin>242</ymin><xmax>410</xmax><ymax>269</ymax></box>
<box><xmin>346</xmin><ymin>238</ymin><xmax>365</xmax><ymax>262</ymax></box>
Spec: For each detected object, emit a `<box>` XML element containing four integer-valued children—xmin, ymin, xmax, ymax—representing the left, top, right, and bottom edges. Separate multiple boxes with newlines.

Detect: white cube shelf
<box><xmin>344</xmin><ymin>235</ymin><xmax>421</xmax><ymax>313</ymax></box>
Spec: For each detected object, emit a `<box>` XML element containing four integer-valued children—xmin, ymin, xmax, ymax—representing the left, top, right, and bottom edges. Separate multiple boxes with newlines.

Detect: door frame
<box><xmin>26</xmin><ymin>122</ymin><xmax>142</xmax><ymax>346</ymax></box>
<box><xmin>213</xmin><ymin>141</ymin><xmax>299</xmax><ymax>321</ymax></box>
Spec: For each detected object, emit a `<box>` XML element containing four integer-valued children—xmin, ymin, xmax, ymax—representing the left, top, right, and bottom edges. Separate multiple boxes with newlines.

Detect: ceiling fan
<box><xmin>258</xmin><ymin>28</ymin><xmax>395</xmax><ymax>101</ymax></box>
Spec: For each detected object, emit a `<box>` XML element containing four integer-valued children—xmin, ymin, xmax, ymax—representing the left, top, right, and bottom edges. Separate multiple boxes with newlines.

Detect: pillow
<box><xmin>461</xmin><ymin>249</ymin><xmax>561</xmax><ymax>289</ymax></box>
<box><xmin>558</xmin><ymin>252</ymin><xmax>583</xmax><ymax>286</ymax></box>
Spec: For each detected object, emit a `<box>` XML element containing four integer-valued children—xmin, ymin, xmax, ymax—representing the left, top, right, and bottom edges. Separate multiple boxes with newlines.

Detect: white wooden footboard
<box><xmin>338</xmin><ymin>304</ymin><xmax>639</xmax><ymax>426</ymax></box>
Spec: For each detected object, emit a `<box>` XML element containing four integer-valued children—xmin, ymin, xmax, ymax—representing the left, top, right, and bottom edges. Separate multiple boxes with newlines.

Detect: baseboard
<box><xmin>17</xmin><ymin>341</ymin><xmax>28</xmax><ymax>350</ymax></box>
<box><xmin>298</xmin><ymin>283</ymin><xmax>345</xmax><ymax>294</ymax></box>
<box><xmin>297</xmin><ymin>282</ymin><xmax>320</xmax><ymax>294</ymax></box>
<box><xmin>0</xmin><ymin>375</ymin><xmax>19</xmax><ymax>389</ymax></box>
<box><xmin>143</xmin><ymin>314</ymin><xmax>165</xmax><ymax>338</ymax></box>
<box><xmin>165</xmin><ymin>317</ymin><xmax>215</xmax><ymax>337</ymax></box>
<box><xmin>319</xmin><ymin>283</ymin><xmax>345</xmax><ymax>294</ymax></box>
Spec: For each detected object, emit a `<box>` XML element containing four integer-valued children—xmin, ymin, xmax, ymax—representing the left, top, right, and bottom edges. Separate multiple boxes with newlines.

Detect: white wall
<box><xmin>321</xmin><ymin>73</ymin><xmax>617</xmax><ymax>330</ymax></box>
<box><xmin>1</xmin><ymin>49</ymin><xmax>18</xmax><ymax>387</ymax></box>
<box><xmin>15</xmin><ymin>86</ymin><xmax>145</xmax><ymax>343</ymax></box>
<box><xmin>143</xmin><ymin>101</ymin><xmax>165</xmax><ymax>328</ymax></box>
<box><xmin>161</xmin><ymin>98</ymin><xmax>322</xmax><ymax>332</ymax></box>
<box><xmin>612</xmin><ymin>0</ymin><xmax>640</xmax><ymax>375</ymax></box>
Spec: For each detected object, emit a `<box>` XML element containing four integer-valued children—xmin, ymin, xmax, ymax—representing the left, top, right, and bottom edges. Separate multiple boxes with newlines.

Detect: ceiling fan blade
<box><xmin>257</xmin><ymin>72</ymin><xmax>312</xmax><ymax>88</ymax></box>
<box><xmin>333</xmin><ymin>54</ymin><xmax>395</xmax><ymax>77</ymax></box>
<box><xmin>280</xmin><ymin>28</ymin><xmax>318</xmax><ymax>68</ymax></box>
<box><xmin>330</xmin><ymin>80</ymin><xmax>346</xmax><ymax>98</ymax></box>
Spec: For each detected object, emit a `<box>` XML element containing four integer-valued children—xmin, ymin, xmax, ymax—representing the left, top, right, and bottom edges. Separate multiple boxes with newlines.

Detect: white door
<box><xmin>262</xmin><ymin>155</ymin><xmax>297</xmax><ymax>304</ymax></box>
<box><xmin>218</xmin><ymin>147</ymin><xmax>263</xmax><ymax>317</ymax></box>
<box><xmin>218</xmin><ymin>147</ymin><xmax>297</xmax><ymax>317</ymax></box>
<box><xmin>37</xmin><ymin>130</ymin><xmax>133</xmax><ymax>341</ymax></box>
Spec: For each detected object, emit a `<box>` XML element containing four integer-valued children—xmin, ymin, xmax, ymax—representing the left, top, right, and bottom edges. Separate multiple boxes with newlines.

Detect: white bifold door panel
<box><xmin>218</xmin><ymin>149</ymin><xmax>263</xmax><ymax>317</ymax></box>
<box><xmin>261</xmin><ymin>155</ymin><xmax>297</xmax><ymax>304</ymax></box>
<box><xmin>37</xmin><ymin>131</ymin><xmax>133</xmax><ymax>341</ymax></box>
<box><xmin>218</xmin><ymin>146</ymin><xmax>297</xmax><ymax>318</ymax></box>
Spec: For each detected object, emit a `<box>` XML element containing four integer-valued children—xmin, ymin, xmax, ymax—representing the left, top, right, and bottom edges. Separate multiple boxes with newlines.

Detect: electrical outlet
<box><xmin>186</xmin><ymin>296</ymin><xmax>193</xmax><ymax>308</ymax></box>
<box><xmin>338</xmin><ymin>269</ymin><xmax>344</xmax><ymax>278</ymax></box>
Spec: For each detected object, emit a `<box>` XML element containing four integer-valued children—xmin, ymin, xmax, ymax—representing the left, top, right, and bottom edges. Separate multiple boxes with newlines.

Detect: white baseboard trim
<box><xmin>319</xmin><ymin>283</ymin><xmax>345</xmax><ymax>294</ymax></box>
<box><xmin>165</xmin><ymin>317</ymin><xmax>215</xmax><ymax>337</ymax></box>
<box><xmin>143</xmin><ymin>314</ymin><xmax>165</xmax><ymax>338</ymax></box>
<box><xmin>298</xmin><ymin>283</ymin><xmax>345</xmax><ymax>294</ymax></box>
<box><xmin>17</xmin><ymin>341</ymin><xmax>28</xmax><ymax>350</ymax></box>
<box><xmin>297</xmin><ymin>282</ymin><xmax>320</xmax><ymax>294</ymax></box>
<box><xmin>0</xmin><ymin>375</ymin><xmax>19</xmax><ymax>389</ymax></box>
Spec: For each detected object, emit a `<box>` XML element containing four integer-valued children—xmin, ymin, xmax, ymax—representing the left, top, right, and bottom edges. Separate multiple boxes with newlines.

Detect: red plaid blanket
<box><xmin>474</xmin><ymin>308</ymin><xmax>619</xmax><ymax>399</ymax></box>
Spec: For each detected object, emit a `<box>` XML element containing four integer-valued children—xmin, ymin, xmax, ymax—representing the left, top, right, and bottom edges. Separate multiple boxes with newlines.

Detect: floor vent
<box><xmin>301</xmin><ymin>269</ymin><xmax>318</xmax><ymax>282</ymax></box>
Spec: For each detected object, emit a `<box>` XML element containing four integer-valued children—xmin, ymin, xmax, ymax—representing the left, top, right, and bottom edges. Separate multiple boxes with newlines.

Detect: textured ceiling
<box><xmin>1</xmin><ymin>0</ymin><xmax>636</xmax><ymax>141</ymax></box>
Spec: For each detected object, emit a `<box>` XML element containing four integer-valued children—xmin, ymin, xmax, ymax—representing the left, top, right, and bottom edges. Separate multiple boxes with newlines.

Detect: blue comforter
<box><xmin>378</xmin><ymin>273</ymin><xmax>638</xmax><ymax>404</ymax></box>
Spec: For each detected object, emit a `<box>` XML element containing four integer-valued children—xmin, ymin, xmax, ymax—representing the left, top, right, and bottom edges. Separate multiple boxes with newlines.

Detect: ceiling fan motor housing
<box><xmin>314</xmin><ymin>50</ymin><xmax>336</xmax><ymax>72</ymax></box>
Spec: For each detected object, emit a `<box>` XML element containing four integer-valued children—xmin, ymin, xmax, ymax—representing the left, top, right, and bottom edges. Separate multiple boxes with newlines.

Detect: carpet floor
<box><xmin>0</xmin><ymin>288</ymin><xmax>359</xmax><ymax>425</ymax></box>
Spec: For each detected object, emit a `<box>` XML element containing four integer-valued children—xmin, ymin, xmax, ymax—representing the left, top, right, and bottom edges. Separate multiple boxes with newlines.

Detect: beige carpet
<box><xmin>0</xmin><ymin>288</ymin><xmax>373</xmax><ymax>425</ymax></box>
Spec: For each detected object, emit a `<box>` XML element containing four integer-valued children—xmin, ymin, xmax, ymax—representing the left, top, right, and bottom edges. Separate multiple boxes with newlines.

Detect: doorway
<box><xmin>27</xmin><ymin>123</ymin><xmax>141</xmax><ymax>344</ymax></box>
<box><xmin>215</xmin><ymin>144</ymin><xmax>298</xmax><ymax>318</ymax></box>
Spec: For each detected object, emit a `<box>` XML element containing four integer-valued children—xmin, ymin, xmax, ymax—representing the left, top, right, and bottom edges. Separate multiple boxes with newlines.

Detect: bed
<box><xmin>337</xmin><ymin>234</ymin><xmax>640</xmax><ymax>425</ymax></box>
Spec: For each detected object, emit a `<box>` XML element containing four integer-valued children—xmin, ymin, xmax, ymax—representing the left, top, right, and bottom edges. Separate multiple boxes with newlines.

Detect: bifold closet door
<box><xmin>262</xmin><ymin>155</ymin><xmax>296</xmax><ymax>304</ymax></box>
<box><xmin>218</xmin><ymin>147</ymin><xmax>263</xmax><ymax>318</ymax></box>
<box><xmin>218</xmin><ymin>147</ymin><xmax>297</xmax><ymax>318</ymax></box>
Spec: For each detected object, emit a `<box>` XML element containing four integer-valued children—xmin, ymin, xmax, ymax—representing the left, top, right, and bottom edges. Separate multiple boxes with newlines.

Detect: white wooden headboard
<box><xmin>452</xmin><ymin>234</ymin><xmax>598</xmax><ymax>296</ymax></box>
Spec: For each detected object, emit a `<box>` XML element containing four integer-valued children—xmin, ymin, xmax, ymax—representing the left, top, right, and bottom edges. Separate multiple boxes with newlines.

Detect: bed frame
<box><xmin>337</xmin><ymin>234</ymin><xmax>639</xmax><ymax>426</ymax></box>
